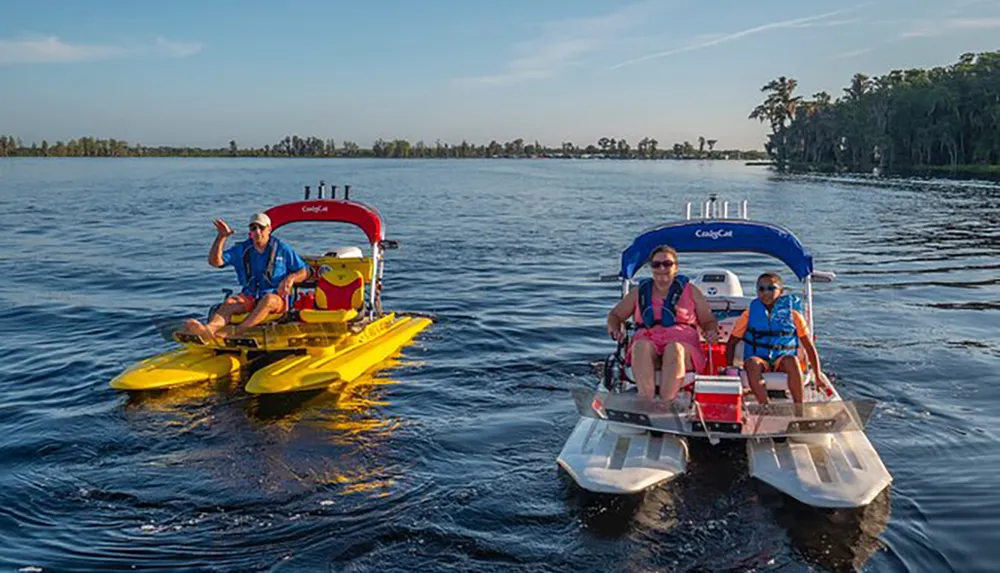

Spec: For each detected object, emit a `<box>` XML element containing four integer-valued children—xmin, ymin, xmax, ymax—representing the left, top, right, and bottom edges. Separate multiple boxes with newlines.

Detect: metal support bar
<box><xmin>369</xmin><ymin>246</ymin><xmax>381</xmax><ymax>318</ymax></box>
<box><xmin>805</xmin><ymin>276</ymin><xmax>814</xmax><ymax>337</ymax></box>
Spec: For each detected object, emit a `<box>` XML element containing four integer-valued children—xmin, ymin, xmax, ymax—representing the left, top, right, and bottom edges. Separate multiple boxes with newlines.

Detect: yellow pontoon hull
<box><xmin>110</xmin><ymin>313</ymin><xmax>431</xmax><ymax>393</ymax></box>
<box><xmin>110</xmin><ymin>348</ymin><xmax>243</xmax><ymax>390</ymax></box>
<box><xmin>246</xmin><ymin>314</ymin><xmax>432</xmax><ymax>394</ymax></box>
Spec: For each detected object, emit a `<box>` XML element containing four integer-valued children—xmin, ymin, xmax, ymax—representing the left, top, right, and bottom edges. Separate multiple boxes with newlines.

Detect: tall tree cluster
<box><xmin>750</xmin><ymin>51</ymin><xmax>1000</xmax><ymax>173</ymax></box>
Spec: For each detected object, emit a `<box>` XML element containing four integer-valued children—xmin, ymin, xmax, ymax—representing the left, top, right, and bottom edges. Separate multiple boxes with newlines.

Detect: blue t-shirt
<box><xmin>222</xmin><ymin>238</ymin><xmax>307</xmax><ymax>298</ymax></box>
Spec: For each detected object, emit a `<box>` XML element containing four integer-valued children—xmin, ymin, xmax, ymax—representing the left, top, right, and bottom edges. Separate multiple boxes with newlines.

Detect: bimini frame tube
<box><xmin>804</xmin><ymin>275</ymin><xmax>814</xmax><ymax>336</ymax></box>
<box><xmin>369</xmin><ymin>245</ymin><xmax>381</xmax><ymax>319</ymax></box>
<box><xmin>376</xmin><ymin>245</ymin><xmax>385</xmax><ymax>314</ymax></box>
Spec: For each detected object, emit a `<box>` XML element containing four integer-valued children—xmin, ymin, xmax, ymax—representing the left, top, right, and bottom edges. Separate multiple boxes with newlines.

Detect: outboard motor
<box><xmin>691</xmin><ymin>268</ymin><xmax>744</xmax><ymax>298</ymax></box>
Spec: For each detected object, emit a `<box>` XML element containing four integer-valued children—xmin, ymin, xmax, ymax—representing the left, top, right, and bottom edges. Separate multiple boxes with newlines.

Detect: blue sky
<box><xmin>2</xmin><ymin>0</ymin><xmax>999</xmax><ymax>150</ymax></box>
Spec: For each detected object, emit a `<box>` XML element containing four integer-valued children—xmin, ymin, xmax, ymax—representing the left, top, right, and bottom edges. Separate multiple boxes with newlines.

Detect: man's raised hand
<box><xmin>214</xmin><ymin>219</ymin><xmax>234</xmax><ymax>238</ymax></box>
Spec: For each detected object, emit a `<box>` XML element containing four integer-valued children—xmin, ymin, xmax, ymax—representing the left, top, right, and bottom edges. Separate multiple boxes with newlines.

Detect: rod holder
<box><xmin>331</xmin><ymin>185</ymin><xmax>338</xmax><ymax>199</ymax></box>
<box><xmin>304</xmin><ymin>185</ymin><xmax>311</xmax><ymax>200</ymax></box>
<box><xmin>318</xmin><ymin>180</ymin><xmax>325</xmax><ymax>199</ymax></box>
<box><xmin>344</xmin><ymin>185</ymin><xmax>351</xmax><ymax>200</ymax></box>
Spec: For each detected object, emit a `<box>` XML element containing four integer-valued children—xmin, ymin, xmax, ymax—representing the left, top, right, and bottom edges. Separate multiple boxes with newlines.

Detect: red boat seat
<box><xmin>299</xmin><ymin>268</ymin><xmax>365</xmax><ymax>323</ymax></box>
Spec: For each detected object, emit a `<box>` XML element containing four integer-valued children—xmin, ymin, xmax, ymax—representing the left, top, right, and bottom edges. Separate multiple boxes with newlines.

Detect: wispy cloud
<box><xmin>794</xmin><ymin>18</ymin><xmax>863</xmax><ymax>28</ymax></box>
<box><xmin>608</xmin><ymin>6</ymin><xmax>866</xmax><ymax>71</ymax></box>
<box><xmin>897</xmin><ymin>16</ymin><xmax>1000</xmax><ymax>39</ymax></box>
<box><xmin>833</xmin><ymin>47</ymin><xmax>872</xmax><ymax>59</ymax></box>
<box><xmin>896</xmin><ymin>28</ymin><xmax>937</xmax><ymax>39</ymax></box>
<box><xmin>944</xmin><ymin>17</ymin><xmax>1000</xmax><ymax>29</ymax></box>
<box><xmin>153</xmin><ymin>37</ymin><xmax>202</xmax><ymax>59</ymax></box>
<box><xmin>455</xmin><ymin>1</ymin><xmax>662</xmax><ymax>86</ymax></box>
<box><xmin>0</xmin><ymin>35</ymin><xmax>203</xmax><ymax>65</ymax></box>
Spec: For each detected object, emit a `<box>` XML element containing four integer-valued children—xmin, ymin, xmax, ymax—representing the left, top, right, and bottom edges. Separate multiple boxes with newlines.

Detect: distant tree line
<box><xmin>0</xmin><ymin>133</ymin><xmax>766</xmax><ymax>161</ymax></box>
<box><xmin>750</xmin><ymin>50</ymin><xmax>1000</xmax><ymax>176</ymax></box>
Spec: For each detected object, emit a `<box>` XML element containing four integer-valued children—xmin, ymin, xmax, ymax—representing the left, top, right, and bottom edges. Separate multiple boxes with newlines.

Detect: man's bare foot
<box><xmin>184</xmin><ymin>319</ymin><xmax>219</xmax><ymax>343</ymax></box>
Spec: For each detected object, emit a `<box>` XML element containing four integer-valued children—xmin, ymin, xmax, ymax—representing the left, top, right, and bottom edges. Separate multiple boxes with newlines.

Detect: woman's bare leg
<box><xmin>632</xmin><ymin>339</ymin><xmax>658</xmax><ymax>398</ymax></box>
<box><xmin>659</xmin><ymin>342</ymin><xmax>688</xmax><ymax>400</ymax></box>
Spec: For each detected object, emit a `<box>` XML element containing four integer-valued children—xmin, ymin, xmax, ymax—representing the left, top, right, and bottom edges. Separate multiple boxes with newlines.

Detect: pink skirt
<box><xmin>629</xmin><ymin>325</ymin><xmax>707</xmax><ymax>373</ymax></box>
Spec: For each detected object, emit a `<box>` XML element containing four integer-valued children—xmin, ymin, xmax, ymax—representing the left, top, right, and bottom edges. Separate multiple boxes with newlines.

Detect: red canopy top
<box><xmin>264</xmin><ymin>199</ymin><xmax>384</xmax><ymax>244</ymax></box>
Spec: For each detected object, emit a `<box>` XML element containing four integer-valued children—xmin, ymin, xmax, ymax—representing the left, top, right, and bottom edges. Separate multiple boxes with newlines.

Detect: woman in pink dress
<box><xmin>606</xmin><ymin>245</ymin><xmax>719</xmax><ymax>399</ymax></box>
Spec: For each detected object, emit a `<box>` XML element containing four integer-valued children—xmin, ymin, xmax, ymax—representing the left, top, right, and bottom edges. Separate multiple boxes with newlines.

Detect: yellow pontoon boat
<box><xmin>111</xmin><ymin>183</ymin><xmax>433</xmax><ymax>394</ymax></box>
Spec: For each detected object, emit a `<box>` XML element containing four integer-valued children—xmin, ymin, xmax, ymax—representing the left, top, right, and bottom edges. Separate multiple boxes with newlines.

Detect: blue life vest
<box><xmin>744</xmin><ymin>294</ymin><xmax>803</xmax><ymax>362</ymax></box>
<box><xmin>636</xmin><ymin>275</ymin><xmax>690</xmax><ymax>329</ymax></box>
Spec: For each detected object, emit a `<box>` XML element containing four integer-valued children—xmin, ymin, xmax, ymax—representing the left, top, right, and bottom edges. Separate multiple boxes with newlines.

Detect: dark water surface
<box><xmin>0</xmin><ymin>158</ymin><xmax>997</xmax><ymax>572</ymax></box>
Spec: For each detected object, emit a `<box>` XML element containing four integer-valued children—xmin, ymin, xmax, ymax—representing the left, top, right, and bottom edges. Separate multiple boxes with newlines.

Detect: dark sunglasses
<box><xmin>650</xmin><ymin>260</ymin><xmax>676</xmax><ymax>269</ymax></box>
<box><xmin>248</xmin><ymin>224</ymin><xmax>266</xmax><ymax>232</ymax></box>
<box><xmin>757</xmin><ymin>284</ymin><xmax>781</xmax><ymax>292</ymax></box>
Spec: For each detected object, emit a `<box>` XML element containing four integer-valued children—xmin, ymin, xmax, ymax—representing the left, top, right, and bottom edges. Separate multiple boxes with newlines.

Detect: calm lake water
<box><xmin>0</xmin><ymin>158</ymin><xmax>997</xmax><ymax>572</ymax></box>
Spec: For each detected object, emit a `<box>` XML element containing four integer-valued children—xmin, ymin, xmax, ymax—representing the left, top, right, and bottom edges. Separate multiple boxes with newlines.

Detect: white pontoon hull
<box><xmin>559</xmin><ymin>379</ymin><xmax>891</xmax><ymax>507</ymax></box>
<box><xmin>747</xmin><ymin>430</ymin><xmax>892</xmax><ymax>509</ymax></box>
<box><xmin>557</xmin><ymin>417</ymin><xmax>688</xmax><ymax>494</ymax></box>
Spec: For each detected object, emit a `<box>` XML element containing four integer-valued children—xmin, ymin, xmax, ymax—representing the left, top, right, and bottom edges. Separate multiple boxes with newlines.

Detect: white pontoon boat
<box><xmin>557</xmin><ymin>196</ymin><xmax>892</xmax><ymax>508</ymax></box>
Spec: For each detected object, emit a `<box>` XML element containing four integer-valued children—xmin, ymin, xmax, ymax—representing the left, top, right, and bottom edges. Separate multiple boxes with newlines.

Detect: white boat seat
<box><xmin>704</xmin><ymin>295</ymin><xmax>751</xmax><ymax>344</ymax></box>
<box><xmin>738</xmin><ymin>371</ymin><xmax>817</xmax><ymax>392</ymax></box>
<box><xmin>759</xmin><ymin>372</ymin><xmax>789</xmax><ymax>391</ymax></box>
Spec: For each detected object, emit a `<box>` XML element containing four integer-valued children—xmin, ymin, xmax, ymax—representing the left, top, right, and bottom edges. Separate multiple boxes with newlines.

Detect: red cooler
<box><xmin>693</xmin><ymin>377</ymin><xmax>743</xmax><ymax>433</ymax></box>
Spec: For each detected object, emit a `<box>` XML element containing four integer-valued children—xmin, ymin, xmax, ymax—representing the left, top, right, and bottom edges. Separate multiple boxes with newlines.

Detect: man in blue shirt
<box><xmin>184</xmin><ymin>212</ymin><xmax>310</xmax><ymax>340</ymax></box>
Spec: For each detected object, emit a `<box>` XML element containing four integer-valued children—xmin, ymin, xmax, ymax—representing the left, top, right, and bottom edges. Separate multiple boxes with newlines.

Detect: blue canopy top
<box><xmin>620</xmin><ymin>220</ymin><xmax>814</xmax><ymax>281</ymax></box>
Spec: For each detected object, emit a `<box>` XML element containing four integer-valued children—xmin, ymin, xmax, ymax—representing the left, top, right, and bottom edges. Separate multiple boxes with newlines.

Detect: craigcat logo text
<box><xmin>302</xmin><ymin>205</ymin><xmax>329</xmax><ymax>213</ymax></box>
<box><xmin>695</xmin><ymin>229</ymin><xmax>733</xmax><ymax>240</ymax></box>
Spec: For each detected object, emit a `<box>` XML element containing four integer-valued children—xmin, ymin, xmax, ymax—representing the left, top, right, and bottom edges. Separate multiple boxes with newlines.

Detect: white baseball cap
<box><xmin>249</xmin><ymin>212</ymin><xmax>271</xmax><ymax>228</ymax></box>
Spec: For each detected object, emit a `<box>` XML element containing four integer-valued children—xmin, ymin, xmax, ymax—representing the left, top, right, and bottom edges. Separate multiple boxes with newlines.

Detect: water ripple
<box><xmin>0</xmin><ymin>159</ymin><xmax>997</xmax><ymax>572</ymax></box>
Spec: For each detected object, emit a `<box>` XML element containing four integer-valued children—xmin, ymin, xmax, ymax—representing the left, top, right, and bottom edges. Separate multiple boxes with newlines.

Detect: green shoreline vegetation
<box><xmin>0</xmin><ymin>133</ymin><xmax>766</xmax><ymax>161</ymax></box>
<box><xmin>750</xmin><ymin>50</ymin><xmax>1000</xmax><ymax>179</ymax></box>
<box><xmin>4</xmin><ymin>50</ymin><xmax>997</xmax><ymax>180</ymax></box>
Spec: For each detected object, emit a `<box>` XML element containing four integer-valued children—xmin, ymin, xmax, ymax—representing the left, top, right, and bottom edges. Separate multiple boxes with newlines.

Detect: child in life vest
<box><xmin>724</xmin><ymin>272</ymin><xmax>823</xmax><ymax>405</ymax></box>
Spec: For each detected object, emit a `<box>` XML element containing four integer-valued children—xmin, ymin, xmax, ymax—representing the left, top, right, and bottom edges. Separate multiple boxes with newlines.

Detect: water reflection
<box><xmin>6</xmin><ymin>161</ymin><xmax>998</xmax><ymax>571</ymax></box>
<box><xmin>764</xmin><ymin>485</ymin><xmax>892</xmax><ymax>572</ymax></box>
<box><xmin>119</xmin><ymin>359</ymin><xmax>407</xmax><ymax>499</ymax></box>
<box><xmin>562</xmin><ymin>438</ymin><xmax>890</xmax><ymax>572</ymax></box>
<box><xmin>563</xmin><ymin>485</ymin><xmax>656</xmax><ymax>538</ymax></box>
